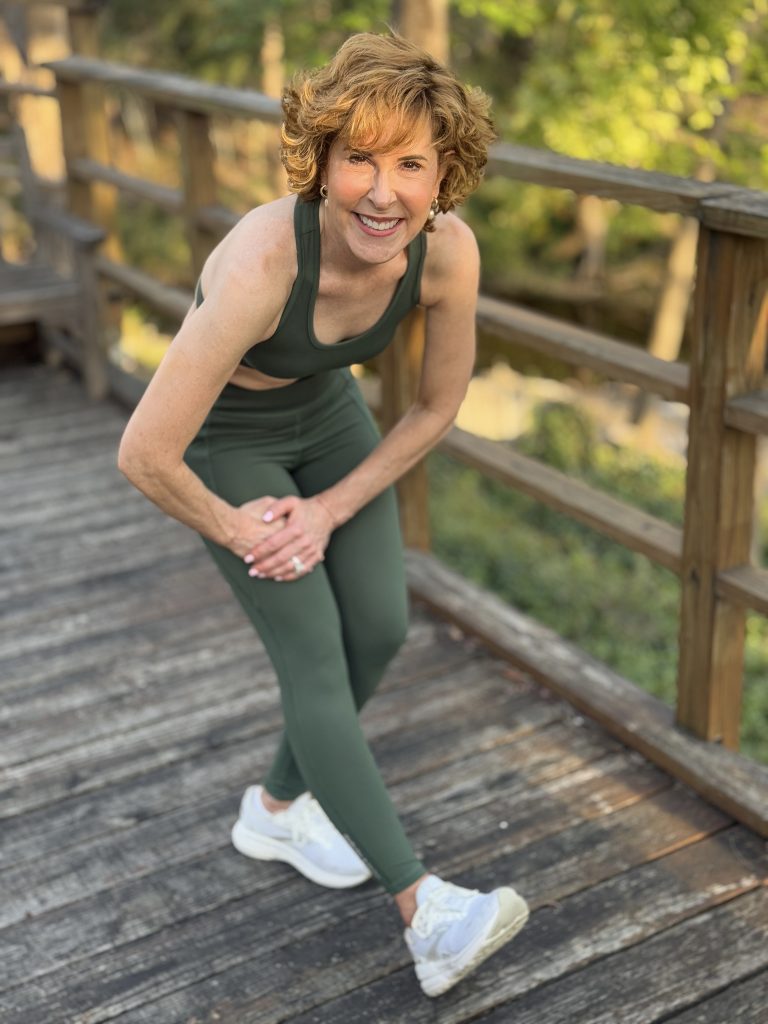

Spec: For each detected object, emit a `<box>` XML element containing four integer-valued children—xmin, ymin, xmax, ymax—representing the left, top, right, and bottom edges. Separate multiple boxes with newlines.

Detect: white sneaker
<box><xmin>231</xmin><ymin>785</ymin><xmax>372</xmax><ymax>888</ymax></box>
<box><xmin>404</xmin><ymin>874</ymin><xmax>529</xmax><ymax>997</ymax></box>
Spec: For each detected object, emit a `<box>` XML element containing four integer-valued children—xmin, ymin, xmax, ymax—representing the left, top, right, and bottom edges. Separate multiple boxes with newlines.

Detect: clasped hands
<box><xmin>229</xmin><ymin>494</ymin><xmax>335</xmax><ymax>581</ymax></box>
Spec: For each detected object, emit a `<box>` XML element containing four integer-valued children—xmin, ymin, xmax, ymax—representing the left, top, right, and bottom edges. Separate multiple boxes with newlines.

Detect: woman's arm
<box><xmin>250</xmin><ymin>215</ymin><xmax>479</xmax><ymax>574</ymax></box>
<box><xmin>117</xmin><ymin>207</ymin><xmax>295</xmax><ymax>554</ymax></box>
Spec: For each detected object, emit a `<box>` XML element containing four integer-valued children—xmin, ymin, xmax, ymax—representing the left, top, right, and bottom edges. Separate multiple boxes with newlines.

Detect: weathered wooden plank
<box><xmin>1</xmin><ymin>658</ymin><xmax>566</xmax><ymax>821</ymax></box>
<box><xmin>0</xmin><ymin>618</ymin><xmax>469</xmax><ymax>817</ymax></box>
<box><xmin>177</xmin><ymin>110</ymin><xmax>218</xmax><ymax>276</ymax></box>
<box><xmin>0</xmin><ymin>740</ymin><xmax>657</xmax><ymax>991</ymax></box>
<box><xmin>661</xmin><ymin>970</ymin><xmax>768</xmax><ymax>1024</ymax></box>
<box><xmin>227</xmin><ymin>838</ymin><xmax>766</xmax><ymax>1024</ymax></box>
<box><xmin>486</xmin><ymin>141</ymin><xmax>736</xmax><ymax>217</ymax></box>
<box><xmin>0</xmin><ymin>556</ymin><xmax>240</xmax><ymax>664</ymax></box>
<box><xmin>405</xmin><ymin>550</ymin><xmax>768</xmax><ymax>838</ymax></box>
<box><xmin>0</xmin><ymin>683</ymin><xmax>578</xmax><ymax>929</ymax></box>
<box><xmin>724</xmin><ymin>389</ymin><xmax>768</xmax><ymax>435</ymax></box>
<box><xmin>377</xmin><ymin>309</ymin><xmax>430</xmax><ymax>549</ymax></box>
<box><xmin>465</xmin><ymin>890</ymin><xmax>768</xmax><ymax>1024</ymax></box>
<box><xmin>70</xmin><ymin>156</ymin><xmax>184</xmax><ymax>213</ymax></box>
<box><xmin>476</xmin><ymin>294</ymin><xmax>690</xmax><ymax>402</ymax></box>
<box><xmin>700</xmin><ymin>190</ymin><xmax>768</xmax><ymax>239</ymax></box>
<box><xmin>441</xmin><ymin>426</ymin><xmax>683</xmax><ymax>573</ymax></box>
<box><xmin>0</xmin><ymin>650</ymin><xmax>509</xmax><ymax>777</ymax></box>
<box><xmin>47</xmin><ymin>56</ymin><xmax>283</xmax><ymax>124</ymax></box>
<box><xmin>677</xmin><ymin>229</ymin><xmax>768</xmax><ymax>745</ymax></box>
<box><xmin>716</xmin><ymin>564</ymin><xmax>768</xmax><ymax>618</ymax></box>
<box><xmin>94</xmin><ymin>254</ymin><xmax>191</xmax><ymax>321</ymax></box>
<box><xmin>2</xmin><ymin>799</ymin><xmax>747</xmax><ymax>1024</ymax></box>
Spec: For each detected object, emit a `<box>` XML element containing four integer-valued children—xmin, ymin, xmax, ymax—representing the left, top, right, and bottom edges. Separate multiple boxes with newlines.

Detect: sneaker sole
<box><xmin>231</xmin><ymin>820</ymin><xmax>372</xmax><ymax>889</ymax></box>
<box><xmin>416</xmin><ymin>888</ymin><xmax>530</xmax><ymax>998</ymax></box>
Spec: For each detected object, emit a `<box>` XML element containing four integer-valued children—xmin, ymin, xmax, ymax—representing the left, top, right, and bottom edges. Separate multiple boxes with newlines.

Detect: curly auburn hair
<box><xmin>280</xmin><ymin>32</ymin><xmax>496</xmax><ymax>232</ymax></box>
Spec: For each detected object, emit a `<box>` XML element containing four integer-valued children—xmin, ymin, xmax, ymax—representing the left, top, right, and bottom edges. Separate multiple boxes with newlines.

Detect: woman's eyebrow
<box><xmin>344</xmin><ymin>145</ymin><xmax>428</xmax><ymax>161</ymax></box>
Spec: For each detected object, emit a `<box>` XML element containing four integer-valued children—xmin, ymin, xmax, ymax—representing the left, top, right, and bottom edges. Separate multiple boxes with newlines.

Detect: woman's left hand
<box><xmin>243</xmin><ymin>495</ymin><xmax>335</xmax><ymax>580</ymax></box>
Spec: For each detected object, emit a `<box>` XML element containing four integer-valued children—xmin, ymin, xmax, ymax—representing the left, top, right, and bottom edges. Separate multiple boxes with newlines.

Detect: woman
<box><xmin>118</xmin><ymin>31</ymin><xmax>528</xmax><ymax>998</ymax></box>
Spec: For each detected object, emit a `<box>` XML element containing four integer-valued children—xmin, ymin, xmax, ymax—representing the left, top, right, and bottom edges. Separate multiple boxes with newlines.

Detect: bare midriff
<box><xmin>227</xmin><ymin>363</ymin><xmax>299</xmax><ymax>391</ymax></box>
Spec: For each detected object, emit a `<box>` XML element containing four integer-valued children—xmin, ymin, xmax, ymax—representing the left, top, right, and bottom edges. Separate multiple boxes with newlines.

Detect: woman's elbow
<box><xmin>117</xmin><ymin>427</ymin><xmax>157</xmax><ymax>484</ymax></box>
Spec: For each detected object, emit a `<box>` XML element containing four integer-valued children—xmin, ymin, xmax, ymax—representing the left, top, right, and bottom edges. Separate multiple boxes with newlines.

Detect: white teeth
<box><xmin>358</xmin><ymin>214</ymin><xmax>399</xmax><ymax>231</ymax></box>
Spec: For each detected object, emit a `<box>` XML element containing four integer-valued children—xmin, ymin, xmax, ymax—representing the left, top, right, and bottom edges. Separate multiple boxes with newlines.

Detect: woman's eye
<box><xmin>402</xmin><ymin>161</ymin><xmax>424</xmax><ymax>171</ymax></box>
<box><xmin>348</xmin><ymin>152</ymin><xmax>368</xmax><ymax>164</ymax></box>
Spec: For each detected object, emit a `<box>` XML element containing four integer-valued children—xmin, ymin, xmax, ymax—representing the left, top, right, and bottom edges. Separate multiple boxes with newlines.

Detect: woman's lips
<box><xmin>353</xmin><ymin>212</ymin><xmax>403</xmax><ymax>237</ymax></box>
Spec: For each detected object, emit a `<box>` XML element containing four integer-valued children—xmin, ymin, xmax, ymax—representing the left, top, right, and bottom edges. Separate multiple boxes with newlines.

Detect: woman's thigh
<box><xmin>293</xmin><ymin>376</ymin><xmax>409</xmax><ymax>668</ymax></box>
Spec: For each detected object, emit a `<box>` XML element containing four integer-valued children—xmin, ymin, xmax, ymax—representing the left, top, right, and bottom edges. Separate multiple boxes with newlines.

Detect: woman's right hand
<box><xmin>227</xmin><ymin>496</ymin><xmax>285</xmax><ymax>559</ymax></box>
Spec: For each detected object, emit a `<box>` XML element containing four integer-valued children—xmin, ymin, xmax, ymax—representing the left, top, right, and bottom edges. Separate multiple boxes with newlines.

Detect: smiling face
<box><xmin>320</xmin><ymin>118</ymin><xmax>443</xmax><ymax>267</ymax></box>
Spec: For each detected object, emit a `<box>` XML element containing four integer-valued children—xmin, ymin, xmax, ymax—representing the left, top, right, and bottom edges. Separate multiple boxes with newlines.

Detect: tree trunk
<box><xmin>392</xmin><ymin>0</ymin><xmax>449</xmax><ymax>62</ymax></box>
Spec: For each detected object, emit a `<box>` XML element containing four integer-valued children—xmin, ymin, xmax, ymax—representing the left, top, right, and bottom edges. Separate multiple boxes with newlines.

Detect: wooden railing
<box><xmin>3</xmin><ymin>19</ymin><xmax>767</xmax><ymax>832</ymax></box>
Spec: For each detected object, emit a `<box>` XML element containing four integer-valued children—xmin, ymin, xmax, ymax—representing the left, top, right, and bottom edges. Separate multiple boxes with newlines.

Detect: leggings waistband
<box><xmin>214</xmin><ymin>369</ymin><xmax>350</xmax><ymax>413</ymax></box>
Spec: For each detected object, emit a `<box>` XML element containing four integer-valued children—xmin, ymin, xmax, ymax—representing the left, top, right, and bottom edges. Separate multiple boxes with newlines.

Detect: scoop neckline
<box><xmin>306</xmin><ymin>199</ymin><xmax>416</xmax><ymax>350</ymax></box>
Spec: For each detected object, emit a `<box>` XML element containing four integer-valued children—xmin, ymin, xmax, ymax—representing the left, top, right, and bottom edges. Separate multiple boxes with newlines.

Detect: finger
<box><xmin>261</xmin><ymin>495</ymin><xmax>300</xmax><ymax>524</ymax></box>
<box><xmin>246</xmin><ymin>525</ymin><xmax>303</xmax><ymax>567</ymax></box>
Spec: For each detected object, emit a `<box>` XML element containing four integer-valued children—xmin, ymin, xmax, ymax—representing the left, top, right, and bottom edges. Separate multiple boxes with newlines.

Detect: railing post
<box><xmin>676</xmin><ymin>226</ymin><xmax>768</xmax><ymax>747</ymax></box>
<box><xmin>64</xmin><ymin>4</ymin><xmax>119</xmax><ymax>260</ymax></box>
<box><xmin>177</xmin><ymin>111</ymin><xmax>217</xmax><ymax>278</ymax></box>
<box><xmin>377</xmin><ymin>307</ymin><xmax>432</xmax><ymax>551</ymax></box>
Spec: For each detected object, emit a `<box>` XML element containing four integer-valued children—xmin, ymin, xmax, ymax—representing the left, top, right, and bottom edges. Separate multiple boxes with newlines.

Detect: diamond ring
<box><xmin>291</xmin><ymin>555</ymin><xmax>306</xmax><ymax>574</ymax></box>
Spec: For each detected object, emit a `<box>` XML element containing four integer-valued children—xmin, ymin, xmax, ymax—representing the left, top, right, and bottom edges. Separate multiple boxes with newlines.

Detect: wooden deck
<box><xmin>1</xmin><ymin>363</ymin><xmax>766</xmax><ymax>1024</ymax></box>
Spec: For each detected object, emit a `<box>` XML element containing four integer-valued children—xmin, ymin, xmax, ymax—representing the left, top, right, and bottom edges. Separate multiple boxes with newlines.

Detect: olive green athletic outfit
<box><xmin>183</xmin><ymin>197</ymin><xmax>428</xmax><ymax>894</ymax></box>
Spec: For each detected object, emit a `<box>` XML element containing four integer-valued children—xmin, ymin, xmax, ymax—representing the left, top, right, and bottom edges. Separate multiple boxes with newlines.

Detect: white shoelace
<box><xmin>412</xmin><ymin>882</ymin><xmax>480</xmax><ymax>939</ymax></box>
<box><xmin>278</xmin><ymin>795</ymin><xmax>334</xmax><ymax>850</ymax></box>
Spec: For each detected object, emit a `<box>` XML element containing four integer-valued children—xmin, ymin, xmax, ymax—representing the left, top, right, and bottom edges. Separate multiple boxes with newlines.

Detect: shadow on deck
<box><xmin>1</xmin><ymin>364</ymin><xmax>766</xmax><ymax>1024</ymax></box>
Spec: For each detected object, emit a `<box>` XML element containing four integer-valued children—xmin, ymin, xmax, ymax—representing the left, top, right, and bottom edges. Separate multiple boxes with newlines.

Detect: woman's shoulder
<box><xmin>420</xmin><ymin>212</ymin><xmax>480</xmax><ymax>306</ymax></box>
<box><xmin>200</xmin><ymin>194</ymin><xmax>298</xmax><ymax>300</ymax></box>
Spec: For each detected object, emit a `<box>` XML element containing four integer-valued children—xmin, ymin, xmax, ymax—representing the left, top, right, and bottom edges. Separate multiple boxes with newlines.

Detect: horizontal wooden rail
<box><xmin>441</xmin><ymin>425</ymin><xmax>683</xmax><ymax>573</ymax></box>
<box><xmin>96</xmin><ymin>256</ymin><xmax>191</xmax><ymax>321</ymax></box>
<box><xmin>716</xmin><ymin>565</ymin><xmax>768</xmax><ymax>618</ymax></box>
<box><xmin>0</xmin><ymin>81</ymin><xmax>55</xmax><ymax>99</ymax></box>
<box><xmin>699</xmin><ymin>191</ymin><xmax>768</xmax><ymax>238</ymax></box>
<box><xmin>724</xmin><ymin>390</ymin><xmax>768</xmax><ymax>435</ymax></box>
<box><xmin>477</xmin><ymin>295</ymin><xmax>690</xmax><ymax>403</ymax></box>
<box><xmin>197</xmin><ymin>203</ymin><xmax>239</xmax><ymax>236</ymax></box>
<box><xmin>45</xmin><ymin>57</ymin><xmax>283</xmax><ymax>123</ymax></box>
<box><xmin>488</xmin><ymin>141</ymin><xmax>768</xmax><ymax>238</ymax></box>
<box><xmin>18</xmin><ymin>0</ymin><xmax>105</xmax><ymax>9</ymax></box>
<box><xmin>70</xmin><ymin>157</ymin><xmax>184</xmax><ymax>213</ymax></box>
<box><xmin>406</xmin><ymin>549</ymin><xmax>768</xmax><ymax>838</ymax></box>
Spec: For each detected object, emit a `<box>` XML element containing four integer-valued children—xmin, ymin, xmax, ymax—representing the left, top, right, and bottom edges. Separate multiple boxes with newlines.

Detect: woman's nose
<box><xmin>368</xmin><ymin>170</ymin><xmax>395</xmax><ymax>208</ymax></box>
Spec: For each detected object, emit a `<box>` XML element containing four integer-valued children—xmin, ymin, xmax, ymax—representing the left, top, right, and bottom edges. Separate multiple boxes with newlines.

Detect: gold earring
<box><xmin>427</xmin><ymin>197</ymin><xmax>439</xmax><ymax>223</ymax></box>
<box><xmin>320</xmin><ymin>184</ymin><xmax>328</xmax><ymax>206</ymax></box>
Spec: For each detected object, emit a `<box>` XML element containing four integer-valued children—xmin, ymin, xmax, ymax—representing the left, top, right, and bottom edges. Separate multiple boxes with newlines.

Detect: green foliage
<box><xmin>428</xmin><ymin>404</ymin><xmax>768</xmax><ymax>765</ymax></box>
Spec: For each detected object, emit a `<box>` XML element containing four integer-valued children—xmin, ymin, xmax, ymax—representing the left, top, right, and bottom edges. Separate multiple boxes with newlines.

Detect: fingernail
<box><xmin>275</xmin><ymin>576</ymin><xmax>283</xmax><ymax>581</ymax></box>
<box><xmin>248</xmin><ymin>568</ymin><xmax>262</xmax><ymax>578</ymax></box>
<box><xmin>244</xmin><ymin>554</ymin><xmax>254</xmax><ymax>564</ymax></box>
<box><xmin>262</xmin><ymin>511</ymin><xmax>274</xmax><ymax>522</ymax></box>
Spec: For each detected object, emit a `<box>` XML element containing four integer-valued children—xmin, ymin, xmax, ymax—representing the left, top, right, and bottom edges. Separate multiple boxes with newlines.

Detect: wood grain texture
<box><xmin>677</xmin><ymin>229</ymin><xmax>768</xmax><ymax>745</ymax></box>
<box><xmin>405</xmin><ymin>549</ymin><xmax>768</xmax><ymax>838</ymax></box>
<box><xmin>2</xmin><ymin>364</ymin><xmax>768</xmax><ymax>1024</ymax></box>
<box><xmin>476</xmin><ymin>294</ymin><xmax>690</xmax><ymax>402</ymax></box>
<box><xmin>442</xmin><ymin>426</ymin><xmax>683</xmax><ymax>572</ymax></box>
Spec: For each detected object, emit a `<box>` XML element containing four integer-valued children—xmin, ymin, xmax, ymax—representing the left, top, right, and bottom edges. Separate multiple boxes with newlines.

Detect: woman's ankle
<box><xmin>260</xmin><ymin>787</ymin><xmax>296</xmax><ymax>813</ymax></box>
<box><xmin>394</xmin><ymin>872</ymin><xmax>431</xmax><ymax>927</ymax></box>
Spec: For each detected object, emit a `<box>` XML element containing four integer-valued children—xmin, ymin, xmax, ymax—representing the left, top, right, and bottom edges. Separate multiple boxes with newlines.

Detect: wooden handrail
<box><xmin>477</xmin><ymin>295</ymin><xmax>690</xmax><ymax>403</ymax></box>
<box><xmin>70</xmin><ymin>157</ymin><xmax>184</xmax><ymax>213</ymax></box>
<box><xmin>724</xmin><ymin>391</ymin><xmax>768</xmax><ymax>436</ymax></box>
<box><xmin>442</xmin><ymin>426</ymin><xmax>683</xmax><ymax>572</ymax></box>
<box><xmin>45</xmin><ymin>57</ymin><xmax>283</xmax><ymax>123</ymax></box>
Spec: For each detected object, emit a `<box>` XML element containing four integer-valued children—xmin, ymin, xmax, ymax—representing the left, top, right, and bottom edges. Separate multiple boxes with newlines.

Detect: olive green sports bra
<box><xmin>194</xmin><ymin>197</ymin><xmax>427</xmax><ymax>379</ymax></box>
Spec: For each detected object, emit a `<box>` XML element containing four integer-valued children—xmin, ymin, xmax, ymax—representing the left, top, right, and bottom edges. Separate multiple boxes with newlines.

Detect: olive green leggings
<box><xmin>183</xmin><ymin>368</ymin><xmax>427</xmax><ymax>895</ymax></box>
